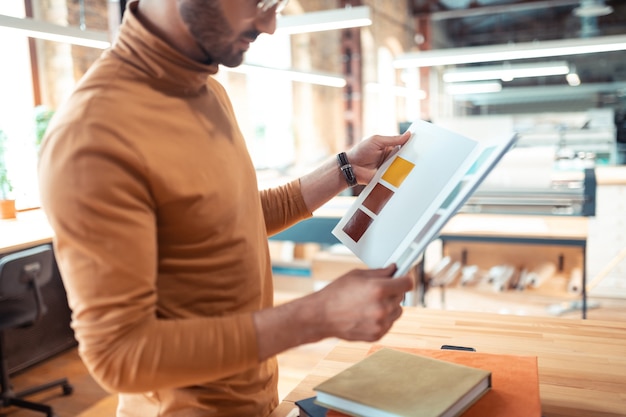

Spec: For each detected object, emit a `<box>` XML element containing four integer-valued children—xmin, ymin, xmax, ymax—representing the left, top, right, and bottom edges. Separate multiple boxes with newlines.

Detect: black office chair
<box><xmin>0</xmin><ymin>245</ymin><xmax>73</xmax><ymax>417</ymax></box>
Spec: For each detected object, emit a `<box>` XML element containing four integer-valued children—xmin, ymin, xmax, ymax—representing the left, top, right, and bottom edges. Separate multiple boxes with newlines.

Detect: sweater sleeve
<box><xmin>38</xmin><ymin>121</ymin><xmax>260</xmax><ymax>393</ymax></box>
<box><xmin>260</xmin><ymin>179</ymin><xmax>312</xmax><ymax>236</ymax></box>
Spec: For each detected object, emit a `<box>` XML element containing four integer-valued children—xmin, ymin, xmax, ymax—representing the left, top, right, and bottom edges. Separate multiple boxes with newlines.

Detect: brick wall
<box><xmin>33</xmin><ymin>0</ymin><xmax>108</xmax><ymax>108</ymax></box>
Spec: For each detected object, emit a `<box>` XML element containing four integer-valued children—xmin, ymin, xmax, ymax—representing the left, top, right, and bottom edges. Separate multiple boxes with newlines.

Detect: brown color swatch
<box><xmin>362</xmin><ymin>183</ymin><xmax>394</xmax><ymax>215</ymax></box>
<box><xmin>342</xmin><ymin>209</ymin><xmax>373</xmax><ymax>243</ymax></box>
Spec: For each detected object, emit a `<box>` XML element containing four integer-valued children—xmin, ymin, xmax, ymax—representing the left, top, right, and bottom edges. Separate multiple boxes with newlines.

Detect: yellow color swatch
<box><xmin>381</xmin><ymin>156</ymin><xmax>415</xmax><ymax>188</ymax></box>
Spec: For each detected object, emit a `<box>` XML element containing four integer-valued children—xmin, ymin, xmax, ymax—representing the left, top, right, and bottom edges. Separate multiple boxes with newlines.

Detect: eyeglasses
<box><xmin>257</xmin><ymin>0</ymin><xmax>289</xmax><ymax>14</ymax></box>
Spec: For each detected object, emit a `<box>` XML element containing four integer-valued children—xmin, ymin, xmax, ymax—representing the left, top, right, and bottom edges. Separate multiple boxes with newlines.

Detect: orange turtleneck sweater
<box><xmin>38</xmin><ymin>2</ymin><xmax>311</xmax><ymax>416</ymax></box>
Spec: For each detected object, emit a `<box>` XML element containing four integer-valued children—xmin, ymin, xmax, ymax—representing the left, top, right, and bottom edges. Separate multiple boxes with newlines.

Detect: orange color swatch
<box><xmin>381</xmin><ymin>156</ymin><xmax>415</xmax><ymax>188</ymax></box>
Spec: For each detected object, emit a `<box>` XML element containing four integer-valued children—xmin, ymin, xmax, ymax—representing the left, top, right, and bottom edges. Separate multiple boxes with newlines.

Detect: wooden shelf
<box><xmin>421</xmin><ymin>213</ymin><xmax>589</xmax><ymax>318</ymax></box>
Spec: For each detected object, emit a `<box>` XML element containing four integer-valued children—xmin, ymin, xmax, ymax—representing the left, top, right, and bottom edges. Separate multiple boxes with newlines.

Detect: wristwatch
<box><xmin>337</xmin><ymin>152</ymin><xmax>358</xmax><ymax>187</ymax></box>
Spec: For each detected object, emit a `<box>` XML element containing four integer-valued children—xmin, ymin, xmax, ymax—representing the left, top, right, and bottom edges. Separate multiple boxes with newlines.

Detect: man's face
<box><xmin>179</xmin><ymin>0</ymin><xmax>272</xmax><ymax>67</ymax></box>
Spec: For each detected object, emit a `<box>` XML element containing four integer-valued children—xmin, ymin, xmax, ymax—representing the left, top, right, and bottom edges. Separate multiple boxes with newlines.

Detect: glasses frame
<box><xmin>257</xmin><ymin>0</ymin><xmax>289</xmax><ymax>14</ymax></box>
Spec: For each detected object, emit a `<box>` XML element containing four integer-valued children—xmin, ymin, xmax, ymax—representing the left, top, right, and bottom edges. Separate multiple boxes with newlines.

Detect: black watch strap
<box><xmin>337</xmin><ymin>152</ymin><xmax>358</xmax><ymax>187</ymax></box>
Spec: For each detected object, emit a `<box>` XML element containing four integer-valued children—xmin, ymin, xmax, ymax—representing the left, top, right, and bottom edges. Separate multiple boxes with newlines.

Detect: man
<box><xmin>38</xmin><ymin>0</ymin><xmax>414</xmax><ymax>416</ymax></box>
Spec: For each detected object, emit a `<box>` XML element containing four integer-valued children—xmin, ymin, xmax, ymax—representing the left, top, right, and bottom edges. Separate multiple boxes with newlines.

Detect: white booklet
<box><xmin>331</xmin><ymin>119</ymin><xmax>518</xmax><ymax>277</ymax></box>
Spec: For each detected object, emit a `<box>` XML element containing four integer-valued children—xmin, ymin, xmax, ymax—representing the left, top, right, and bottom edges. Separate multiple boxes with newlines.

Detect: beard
<box><xmin>178</xmin><ymin>0</ymin><xmax>258</xmax><ymax>67</ymax></box>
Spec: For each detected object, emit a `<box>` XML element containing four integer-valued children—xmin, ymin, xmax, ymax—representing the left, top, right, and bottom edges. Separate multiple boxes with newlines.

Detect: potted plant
<box><xmin>0</xmin><ymin>128</ymin><xmax>16</xmax><ymax>219</ymax></box>
<box><xmin>34</xmin><ymin>105</ymin><xmax>55</xmax><ymax>152</ymax></box>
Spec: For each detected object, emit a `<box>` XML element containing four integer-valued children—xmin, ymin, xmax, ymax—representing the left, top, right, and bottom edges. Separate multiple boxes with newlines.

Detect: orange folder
<box><xmin>325</xmin><ymin>345</ymin><xmax>541</xmax><ymax>417</ymax></box>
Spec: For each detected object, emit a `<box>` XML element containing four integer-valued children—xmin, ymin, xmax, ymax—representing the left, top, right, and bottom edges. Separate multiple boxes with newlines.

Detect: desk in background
<box><xmin>269</xmin><ymin>197</ymin><xmax>353</xmax><ymax>246</ymax></box>
<box><xmin>433</xmin><ymin>213</ymin><xmax>589</xmax><ymax>317</ymax></box>
<box><xmin>0</xmin><ymin>209</ymin><xmax>75</xmax><ymax>374</ymax></box>
<box><xmin>269</xmin><ymin>307</ymin><xmax>626</xmax><ymax>417</ymax></box>
<box><xmin>270</xmin><ymin>198</ymin><xmax>588</xmax><ymax>247</ymax></box>
<box><xmin>0</xmin><ymin>209</ymin><xmax>53</xmax><ymax>253</ymax></box>
<box><xmin>270</xmin><ymin>198</ymin><xmax>590</xmax><ymax>317</ymax></box>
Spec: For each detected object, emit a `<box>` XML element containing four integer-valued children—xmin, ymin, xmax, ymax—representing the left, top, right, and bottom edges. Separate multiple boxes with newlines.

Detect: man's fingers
<box><xmin>388</xmin><ymin>274</ymin><xmax>414</xmax><ymax>293</ymax></box>
<box><xmin>377</xmin><ymin>130</ymin><xmax>411</xmax><ymax>146</ymax></box>
<box><xmin>356</xmin><ymin>266</ymin><xmax>414</xmax><ymax>294</ymax></box>
<box><xmin>357</xmin><ymin>263</ymin><xmax>397</xmax><ymax>278</ymax></box>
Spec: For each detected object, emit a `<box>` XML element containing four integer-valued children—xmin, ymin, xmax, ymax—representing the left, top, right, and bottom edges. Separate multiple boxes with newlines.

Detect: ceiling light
<box><xmin>221</xmin><ymin>64</ymin><xmax>346</xmax><ymax>88</ymax></box>
<box><xmin>566</xmin><ymin>65</ymin><xmax>582</xmax><ymax>86</ymax></box>
<box><xmin>445</xmin><ymin>82</ymin><xmax>502</xmax><ymax>95</ymax></box>
<box><xmin>455</xmin><ymin>82</ymin><xmax>626</xmax><ymax>105</ymax></box>
<box><xmin>394</xmin><ymin>34</ymin><xmax>626</xmax><ymax>68</ymax></box>
<box><xmin>566</xmin><ymin>72</ymin><xmax>581</xmax><ymax>86</ymax></box>
<box><xmin>443</xmin><ymin>61</ymin><xmax>570</xmax><ymax>83</ymax></box>
<box><xmin>573</xmin><ymin>0</ymin><xmax>613</xmax><ymax>17</ymax></box>
<box><xmin>0</xmin><ymin>14</ymin><xmax>110</xmax><ymax>49</ymax></box>
<box><xmin>275</xmin><ymin>6</ymin><xmax>372</xmax><ymax>35</ymax></box>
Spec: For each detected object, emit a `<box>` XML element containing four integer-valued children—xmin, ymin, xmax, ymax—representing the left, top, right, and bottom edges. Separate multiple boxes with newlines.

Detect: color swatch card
<box><xmin>332</xmin><ymin>120</ymin><xmax>517</xmax><ymax>277</ymax></box>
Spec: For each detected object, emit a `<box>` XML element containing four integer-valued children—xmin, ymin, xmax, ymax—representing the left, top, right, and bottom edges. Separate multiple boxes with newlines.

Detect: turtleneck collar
<box><xmin>110</xmin><ymin>0</ymin><xmax>219</xmax><ymax>95</ymax></box>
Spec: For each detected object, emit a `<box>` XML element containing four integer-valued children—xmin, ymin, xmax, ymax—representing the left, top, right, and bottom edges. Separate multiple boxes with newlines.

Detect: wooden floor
<box><xmin>2</xmin><ymin>286</ymin><xmax>625</xmax><ymax>417</ymax></box>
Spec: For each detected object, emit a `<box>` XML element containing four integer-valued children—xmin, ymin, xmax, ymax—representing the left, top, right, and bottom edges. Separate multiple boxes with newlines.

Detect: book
<box><xmin>368</xmin><ymin>346</ymin><xmax>541</xmax><ymax>417</ymax></box>
<box><xmin>331</xmin><ymin>120</ymin><xmax>517</xmax><ymax>277</ymax></box>
<box><xmin>313</xmin><ymin>347</ymin><xmax>492</xmax><ymax>417</ymax></box>
<box><xmin>296</xmin><ymin>396</ymin><xmax>329</xmax><ymax>417</ymax></box>
<box><xmin>303</xmin><ymin>346</ymin><xmax>540</xmax><ymax>417</ymax></box>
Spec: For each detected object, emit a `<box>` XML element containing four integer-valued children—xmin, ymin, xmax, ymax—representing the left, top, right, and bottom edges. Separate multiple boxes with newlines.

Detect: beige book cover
<box><xmin>314</xmin><ymin>348</ymin><xmax>492</xmax><ymax>417</ymax></box>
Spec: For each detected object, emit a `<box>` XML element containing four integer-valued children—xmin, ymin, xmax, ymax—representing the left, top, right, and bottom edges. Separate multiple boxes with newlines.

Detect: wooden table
<box><xmin>0</xmin><ymin>209</ymin><xmax>53</xmax><ymax>254</ymax></box>
<box><xmin>269</xmin><ymin>307</ymin><xmax>626</xmax><ymax>417</ymax></box>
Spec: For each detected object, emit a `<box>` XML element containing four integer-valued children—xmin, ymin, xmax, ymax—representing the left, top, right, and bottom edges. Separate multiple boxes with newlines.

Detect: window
<box><xmin>0</xmin><ymin>1</ymin><xmax>39</xmax><ymax>209</ymax></box>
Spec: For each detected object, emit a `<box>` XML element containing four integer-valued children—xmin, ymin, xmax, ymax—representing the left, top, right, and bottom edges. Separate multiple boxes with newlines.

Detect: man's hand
<box><xmin>298</xmin><ymin>131</ymin><xmax>411</xmax><ymax>213</ymax></box>
<box><xmin>253</xmin><ymin>264</ymin><xmax>415</xmax><ymax>361</ymax></box>
<box><xmin>347</xmin><ymin>131</ymin><xmax>411</xmax><ymax>185</ymax></box>
<box><xmin>312</xmin><ymin>264</ymin><xmax>415</xmax><ymax>341</ymax></box>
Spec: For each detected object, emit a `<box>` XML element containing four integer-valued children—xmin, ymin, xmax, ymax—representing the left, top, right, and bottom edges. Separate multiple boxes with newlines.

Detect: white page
<box><xmin>332</xmin><ymin>119</ymin><xmax>517</xmax><ymax>276</ymax></box>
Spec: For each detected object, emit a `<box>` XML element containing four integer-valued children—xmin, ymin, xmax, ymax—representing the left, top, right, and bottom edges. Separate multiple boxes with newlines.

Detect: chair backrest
<box><xmin>0</xmin><ymin>244</ymin><xmax>53</xmax><ymax>304</ymax></box>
